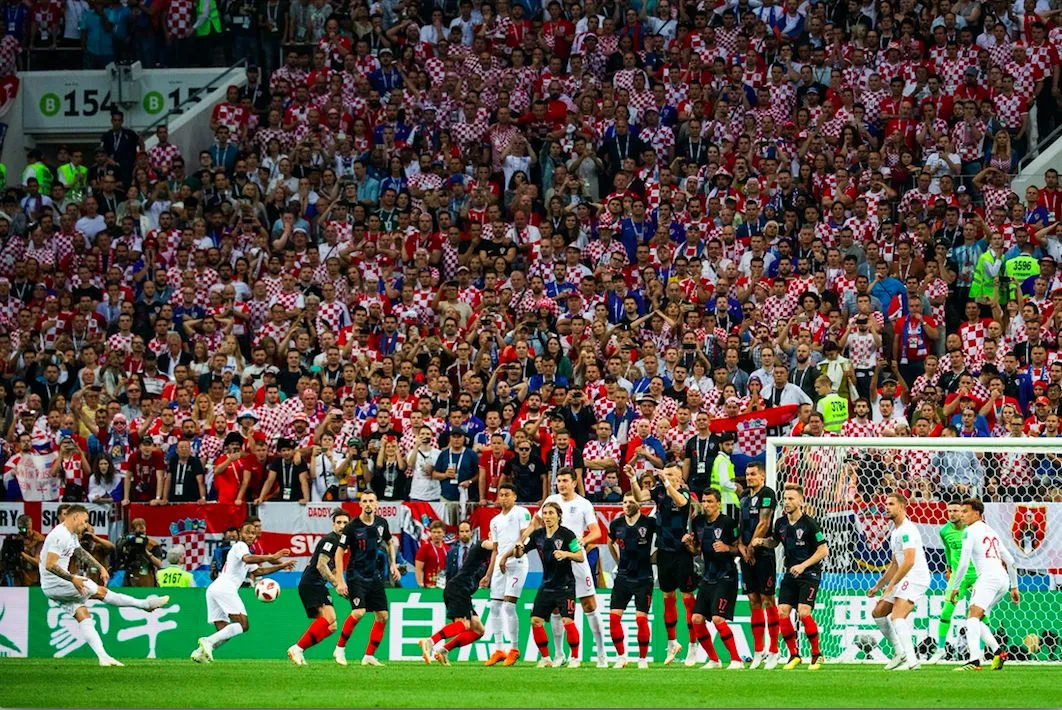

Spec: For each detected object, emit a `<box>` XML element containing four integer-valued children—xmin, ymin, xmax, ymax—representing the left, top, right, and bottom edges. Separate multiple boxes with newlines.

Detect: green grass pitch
<box><xmin>3</xmin><ymin>659</ymin><xmax>1061</xmax><ymax>707</ymax></box>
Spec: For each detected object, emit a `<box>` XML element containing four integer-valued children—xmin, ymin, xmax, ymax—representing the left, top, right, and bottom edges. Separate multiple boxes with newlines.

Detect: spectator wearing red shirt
<box><xmin>122</xmin><ymin>436</ymin><xmax>166</xmax><ymax>506</ymax></box>
<box><xmin>414</xmin><ymin>520</ymin><xmax>449</xmax><ymax>588</ymax></box>
<box><xmin>213</xmin><ymin>435</ymin><xmax>268</xmax><ymax>505</ymax></box>
<box><xmin>477</xmin><ymin>432</ymin><xmax>512</xmax><ymax>503</ymax></box>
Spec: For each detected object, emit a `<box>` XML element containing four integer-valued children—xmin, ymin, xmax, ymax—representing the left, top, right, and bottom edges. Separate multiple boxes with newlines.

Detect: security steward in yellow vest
<box><xmin>814</xmin><ymin>375</ymin><xmax>848</xmax><ymax>433</ymax></box>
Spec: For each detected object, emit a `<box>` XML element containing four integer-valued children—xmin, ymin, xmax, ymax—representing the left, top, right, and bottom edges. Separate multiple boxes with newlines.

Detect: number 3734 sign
<box><xmin>22</xmin><ymin>69</ymin><xmax>242</xmax><ymax>134</ymax></box>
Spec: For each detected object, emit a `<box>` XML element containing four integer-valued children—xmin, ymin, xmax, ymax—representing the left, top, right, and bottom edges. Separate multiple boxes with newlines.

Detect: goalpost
<box><xmin>764</xmin><ymin>436</ymin><xmax>1062</xmax><ymax>664</ymax></box>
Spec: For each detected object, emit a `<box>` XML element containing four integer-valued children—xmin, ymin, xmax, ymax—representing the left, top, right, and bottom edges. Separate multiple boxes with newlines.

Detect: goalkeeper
<box><xmin>928</xmin><ymin>500</ymin><xmax>979</xmax><ymax>664</ymax></box>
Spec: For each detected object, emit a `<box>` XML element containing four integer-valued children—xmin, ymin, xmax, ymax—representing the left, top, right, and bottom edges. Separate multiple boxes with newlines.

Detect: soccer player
<box><xmin>950</xmin><ymin>498</ymin><xmax>1020</xmax><ymax>671</ymax></box>
<box><xmin>333</xmin><ymin>491</ymin><xmax>401</xmax><ymax>666</ymax></box>
<box><xmin>751</xmin><ymin>483</ymin><xmax>828</xmax><ymax>670</ymax></box>
<box><xmin>193</xmin><ymin>520</ymin><xmax>294</xmax><ymax>662</ymax></box>
<box><xmin>40</xmin><ymin>504</ymin><xmax>170</xmax><ymax>666</ymax></box>
<box><xmin>606</xmin><ymin>489</ymin><xmax>656</xmax><ymax>668</ymax></box>
<box><xmin>927</xmin><ymin>500</ymin><xmax>978</xmax><ymax>664</ymax></box>
<box><xmin>867</xmin><ymin>492</ymin><xmax>931</xmax><ymax>671</ymax></box>
<box><xmin>287</xmin><ymin>508</ymin><xmax>349</xmax><ymax>665</ymax></box>
<box><xmin>684</xmin><ymin>488</ymin><xmax>744</xmax><ymax>670</ymax></box>
<box><xmin>482</xmin><ymin>482</ymin><xmax>532</xmax><ymax>667</ymax></box>
<box><xmin>738</xmin><ymin>461</ymin><xmax>781</xmax><ymax>669</ymax></box>
<box><xmin>629</xmin><ymin>464</ymin><xmax>701</xmax><ymax>666</ymax></box>
<box><xmin>419</xmin><ymin>537</ymin><xmax>494</xmax><ymax>664</ymax></box>
<box><xmin>543</xmin><ymin>468</ymin><xmax>608</xmax><ymax>667</ymax></box>
<box><xmin>502</xmin><ymin>501</ymin><xmax>584</xmax><ymax>668</ymax></box>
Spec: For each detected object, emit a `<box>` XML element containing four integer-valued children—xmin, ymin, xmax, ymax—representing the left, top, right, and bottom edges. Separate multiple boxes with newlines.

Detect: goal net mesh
<box><xmin>766</xmin><ymin>436</ymin><xmax>1062</xmax><ymax>663</ymax></box>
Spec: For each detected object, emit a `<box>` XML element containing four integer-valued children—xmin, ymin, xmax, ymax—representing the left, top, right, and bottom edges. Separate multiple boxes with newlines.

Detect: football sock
<box><xmin>297</xmin><ymin>616</ymin><xmax>333</xmax><ymax>650</ymax></box>
<box><xmin>336</xmin><ymin>615</ymin><xmax>357</xmax><ymax>648</ymax></box>
<box><xmin>78</xmin><ymin>617</ymin><xmax>108</xmax><ymax>660</ymax></box>
<box><xmin>636</xmin><ymin>616</ymin><xmax>651</xmax><ymax>659</ymax></box>
<box><xmin>979</xmin><ymin>619</ymin><xmax>999</xmax><ymax>653</ymax></box>
<box><xmin>431</xmin><ymin>620</ymin><xmax>466</xmax><ymax>644</ymax></box>
<box><xmin>444</xmin><ymin>628</ymin><xmax>482</xmax><ymax>651</ymax></box>
<box><xmin>365</xmin><ymin>620</ymin><xmax>386</xmax><ymax>656</ymax></box>
<box><xmin>609</xmin><ymin>613</ymin><xmax>625</xmax><ymax>655</ymax></box>
<box><xmin>564</xmin><ymin>621</ymin><xmax>580</xmax><ymax>658</ymax></box>
<box><xmin>802</xmin><ymin>616</ymin><xmax>821</xmax><ymax>657</ymax></box>
<box><xmin>532</xmin><ymin>624</ymin><xmax>550</xmax><ymax>659</ymax></box>
<box><xmin>750</xmin><ymin>607</ymin><xmax>766</xmax><ymax>653</ymax></box>
<box><xmin>206</xmin><ymin>622</ymin><xmax>243</xmax><ymax>649</ymax></box>
<box><xmin>874</xmin><ymin>614</ymin><xmax>897</xmax><ymax>653</ymax></box>
<box><xmin>965</xmin><ymin>617</ymin><xmax>982</xmax><ymax>663</ymax></box>
<box><xmin>682</xmin><ymin>595</ymin><xmax>696</xmax><ymax>649</ymax></box>
<box><xmin>551</xmin><ymin>614</ymin><xmax>565</xmax><ymax>657</ymax></box>
<box><xmin>693</xmin><ymin>621</ymin><xmax>720</xmax><ymax>662</ymax></box>
<box><xmin>103</xmin><ymin>590</ymin><xmax>150</xmax><ymax>609</ymax></box>
<box><xmin>663</xmin><ymin>595</ymin><xmax>678</xmax><ymax>642</ymax></box>
<box><xmin>937</xmin><ymin>598</ymin><xmax>956</xmax><ymax>647</ymax></box>
<box><xmin>779</xmin><ymin>616</ymin><xmax>799</xmax><ymax>657</ymax></box>
<box><xmin>503</xmin><ymin>602</ymin><xmax>520</xmax><ymax>652</ymax></box>
<box><xmin>715</xmin><ymin>620</ymin><xmax>741</xmax><ymax>662</ymax></box>
<box><xmin>587</xmin><ymin>609</ymin><xmax>606</xmax><ymax>658</ymax></box>
<box><xmin>892</xmin><ymin>616</ymin><xmax>915</xmax><ymax>663</ymax></box>
<box><xmin>766</xmin><ymin>604</ymin><xmax>780</xmax><ymax>654</ymax></box>
<box><xmin>489</xmin><ymin>599</ymin><xmax>505</xmax><ymax>652</ymax></box>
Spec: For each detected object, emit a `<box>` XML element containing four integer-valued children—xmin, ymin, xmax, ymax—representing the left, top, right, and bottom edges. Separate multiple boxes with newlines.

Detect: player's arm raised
<box><xmin>659</xmin><ymin>466</ymin><xmax>689</xmax><ymax>507</ymax></box>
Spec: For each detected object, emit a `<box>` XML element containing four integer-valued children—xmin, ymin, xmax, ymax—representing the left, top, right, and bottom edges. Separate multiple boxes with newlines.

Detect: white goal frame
<box><xmin>763</xmin><ymin>436</ymin><xmax>1062</xmax><ymax>664</ymax></box>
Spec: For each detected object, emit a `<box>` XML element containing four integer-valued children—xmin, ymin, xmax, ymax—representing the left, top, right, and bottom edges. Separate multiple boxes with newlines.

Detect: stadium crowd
<box><xmin>1</xmin><ymin>0</ymin><xmax>1062</xmax><ymax>524</ymax></box>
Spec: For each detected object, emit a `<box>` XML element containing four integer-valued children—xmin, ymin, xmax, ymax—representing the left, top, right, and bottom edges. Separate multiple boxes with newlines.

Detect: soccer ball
<box><xmin>255</xmin><ymin>578</ymin><xmax>280</xmax><ymax>602</ymax></box>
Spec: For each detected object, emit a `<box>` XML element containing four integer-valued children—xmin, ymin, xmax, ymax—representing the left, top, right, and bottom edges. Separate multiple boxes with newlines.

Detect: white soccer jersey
<box><xmin>544</xmin><ymin>493</ymin><xmax>597</xmax><ymax>539</ymax></box>
<box><xmin>889</xmin><ymin>519</ymin><xmax>931</xmax><ymax>586</ymax></box>
<box><xmin>490</xmin><ymin>504</ymin><xmax>532</xmax><ymax>557</ymax></box>
<box><xmin>212</xmin><ymin>541</ymin><xmax>255</xmax><ymax>589</ymax></box>
<box><xmin>39</xmin><ymin>524</ymin><xmax>79</xmax><ymax>582</ymax></box>
<box><xmin>953</xmin><ymin>520</ymin><xmax>1014</xmax><ymax>584</ymax></box>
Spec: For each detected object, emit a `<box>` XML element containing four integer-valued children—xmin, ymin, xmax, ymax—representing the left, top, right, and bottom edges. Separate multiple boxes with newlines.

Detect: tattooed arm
<box><xmin>73</xmin><ymin>546</ymin><xmax>109</xmax><ymax>585</ymax></box>
<box><xmin>44</xmin><ymin>551</ymin><xmax>86</xmax><ymax>593</ymax></box>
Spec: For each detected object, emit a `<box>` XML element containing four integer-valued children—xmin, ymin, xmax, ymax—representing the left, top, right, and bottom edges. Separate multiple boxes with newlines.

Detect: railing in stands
<box><xmin>136</xmin><ymin>57</ymin><xmax>248</xmax><ymax>140</ymax></box>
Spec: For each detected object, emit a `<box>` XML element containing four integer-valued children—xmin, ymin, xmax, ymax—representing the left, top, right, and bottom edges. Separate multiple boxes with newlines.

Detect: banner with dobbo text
<box><xmin>3</xmin><ymin>587</ymin><xmax>1058</xmax><ymax>662</ymax></box>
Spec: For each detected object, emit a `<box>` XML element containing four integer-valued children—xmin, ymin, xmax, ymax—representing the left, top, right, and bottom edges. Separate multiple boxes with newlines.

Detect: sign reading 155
<box><xmin>38</xmin><ymin>86</ymin><xmax>204</xmax><ymax>118</ymax></box>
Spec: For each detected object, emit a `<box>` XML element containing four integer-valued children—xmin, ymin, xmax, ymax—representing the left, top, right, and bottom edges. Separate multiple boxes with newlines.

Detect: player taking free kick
<box><xmin>40</xmin><ymin>504</ymin><xmax>171</xmax><ymax>667</ymax></box>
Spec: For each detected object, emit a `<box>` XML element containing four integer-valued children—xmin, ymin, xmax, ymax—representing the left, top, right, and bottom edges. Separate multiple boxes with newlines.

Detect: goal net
<box><xmin>765</xmin><ymin>436</ymin><xmax>1062</xmax><ymax>664</ymax></box>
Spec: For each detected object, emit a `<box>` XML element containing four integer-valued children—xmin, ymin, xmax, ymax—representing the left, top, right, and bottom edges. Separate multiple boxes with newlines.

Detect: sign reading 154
<box><xmin>38</xmin><ymin>86</ymin><xmax>204</xmax><ymax>118</ymax></box>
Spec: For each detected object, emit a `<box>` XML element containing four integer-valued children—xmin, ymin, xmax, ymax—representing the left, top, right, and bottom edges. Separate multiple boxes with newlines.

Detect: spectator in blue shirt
<box><xmin>207</xmin><ymin>126</ymin><xmax>238</xmax><ymax>175</ymax></box>
<box><xmin>869</xmin><ymin>260</ymin><xmax>906</xmax><ymax>313</ymax></box>
<box><xmin>80</xmin><ymin>0</ymin><xmax>115</xmax><ymax>68</ymax></box>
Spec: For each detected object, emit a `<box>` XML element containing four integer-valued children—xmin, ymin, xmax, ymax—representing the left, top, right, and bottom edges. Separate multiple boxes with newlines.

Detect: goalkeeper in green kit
<box><xmin>927</xmin><ymin>501</ymin><xmax>979</xmax><ymax>664</ymax></box>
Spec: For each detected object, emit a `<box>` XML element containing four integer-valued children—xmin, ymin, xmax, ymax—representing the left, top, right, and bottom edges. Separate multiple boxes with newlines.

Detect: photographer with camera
<box><xmin>0</xmin><ymin>514</ymin><xmax>44</xmax><ymax>586</ymax></box>
<box><xmin>115</xmin><ymin>517</ymin><xmax>163</xmax><ymax>587</ymax></box>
